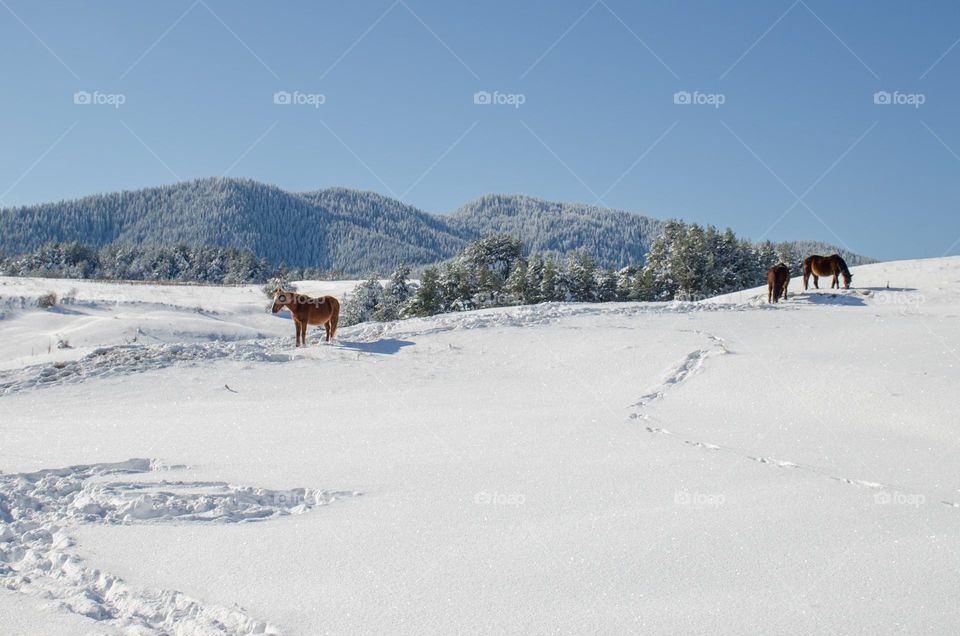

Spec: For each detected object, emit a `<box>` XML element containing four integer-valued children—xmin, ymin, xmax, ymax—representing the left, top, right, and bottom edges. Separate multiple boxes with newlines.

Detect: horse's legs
<box><xmin>813</xmin><ymin>275</ymin><xmax>819</xmax><ymax>289</ymax></box>
<box><xmin>831</xmin><ymin>274</ymin><xmax>838</xmax><ymax>289</ymax></box>
<box><xmin>324</xmin><ymin>321</ymin><xmax>331</xmax><ymax>342</ymax></box>
<box><xmin>296</xmin><ymin>321</ymin><xmax>304</xmax><ymax>346</ymax></box>
<box><xmin>768</xmin><ymin>284</ymin><xmax>773</xmax><ymax>303</ymax></box>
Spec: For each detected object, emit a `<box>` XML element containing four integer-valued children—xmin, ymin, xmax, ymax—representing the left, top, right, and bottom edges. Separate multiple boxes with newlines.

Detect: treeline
<box><xmin>0</xmin><ymin>241</ymin><xmax>341</xmax><ymax>284</ymax></box>
<box><xmin>341</xmin><ymin>221</ymin><xmax>805</xmax><ymax>324</ymax></box>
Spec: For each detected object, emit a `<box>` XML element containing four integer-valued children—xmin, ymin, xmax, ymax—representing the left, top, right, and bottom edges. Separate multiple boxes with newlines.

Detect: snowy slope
<box><xmin>1</xmin><ymin>258</ymin><xmax>959</xmax><ymax>634</ymax></box>
<box><xmin>0</xmin><ymin>277</ymin><xmax>367</xmax><ymax>371</ymax></box>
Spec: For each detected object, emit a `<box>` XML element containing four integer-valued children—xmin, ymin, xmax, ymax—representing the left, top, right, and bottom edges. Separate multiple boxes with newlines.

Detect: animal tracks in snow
<box><xmin>633</xmin><ymin>332</ymin><xmax>728</xmax><ymax>409</ymax></box>
<box><xmin>631</xmin><ymin>333</ymin><xmax>957</xmax><ymax>510</ymax></box>
<box><xmin>747</xmin><ymin>456</ymin><xmax>799</xmax><ymax>468</ymax></box>
<box><xmin>0</xmin><ymin>458</ymin><xmax>359</xmax><ymax>634</ymax></box>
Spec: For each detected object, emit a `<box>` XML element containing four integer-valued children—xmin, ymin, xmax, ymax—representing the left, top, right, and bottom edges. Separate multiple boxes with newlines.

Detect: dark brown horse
<box><xmin>803</xmin><ymin>254</ymin><xmax>852</xmax><ymax>290</ymax></box>
<box><xmin>767</xmin><ymin>263</ymin><xmax>790</xmax><ymax>303</ymax></box>
<box><xmin>271</xmin><ymin>290</ymin><xmax>340</xmax><ymax>346</ymax></box>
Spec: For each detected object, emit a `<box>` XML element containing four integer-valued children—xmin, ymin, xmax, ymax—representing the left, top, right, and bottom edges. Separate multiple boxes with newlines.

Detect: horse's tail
<box><xmin>328</xmin><ymin>296</ymin><xmax>340</xmax><ymax>340</ymax></box>
<box><xmin>802</xmin><ymin>257</ymin><xmax>812</xmax><ymax>277</ymax></box>
<box><xmin>770</xmin><ymin>266</ymin><xmax>783</xmax><ymax>301</ymax></box>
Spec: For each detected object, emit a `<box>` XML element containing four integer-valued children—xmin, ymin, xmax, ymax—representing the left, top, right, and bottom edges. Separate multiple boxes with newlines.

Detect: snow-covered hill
<box><xmin>0</xmin><ymin>277</ymin><xmax>368</xmax><ymax>372</ymax></box>
<box><xmin>1</xmin><ymin>257</ymin><xmax>958</xmax><ymax>634</ymax></box>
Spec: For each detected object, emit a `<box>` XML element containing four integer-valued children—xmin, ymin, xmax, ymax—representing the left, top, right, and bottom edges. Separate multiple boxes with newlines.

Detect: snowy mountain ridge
<box><xmin>0</xmin><ymin>177</ymin><xmax>873</xmax><ymax>274</ymax></box>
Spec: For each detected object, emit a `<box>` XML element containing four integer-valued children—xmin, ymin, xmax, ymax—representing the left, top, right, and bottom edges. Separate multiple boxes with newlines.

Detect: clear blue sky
<box><xmin>1</xmin><ymin>0</ymin><xmax>959</xmax><ymax>260</ymax></box>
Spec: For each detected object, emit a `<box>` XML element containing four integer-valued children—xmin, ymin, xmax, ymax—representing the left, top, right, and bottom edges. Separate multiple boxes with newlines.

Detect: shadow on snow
<box><xmin>791</xmin><ymin>291</ymin><xmax>868</xmax><ymax>306</ymax></box>
<box><xmin>335</xmin><ymin>339</ymin><xmax>415</xmax><ymax>355</ymax></box>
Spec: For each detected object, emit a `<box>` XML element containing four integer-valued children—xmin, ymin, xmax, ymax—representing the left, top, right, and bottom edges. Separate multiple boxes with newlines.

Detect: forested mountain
<box><xmin>448</xmin><ymin>194</ymin><xmax>664</xmax><ymax>266</ymax></box>
<box><xmin>0</xmin><ymin>179</ymin><xmax>465</xmax><ymax>274</ymax></box>
<box><xmin>0</xmin><ymin>177</ymin><xmax>873</xmax><ymax>275</ymax></box>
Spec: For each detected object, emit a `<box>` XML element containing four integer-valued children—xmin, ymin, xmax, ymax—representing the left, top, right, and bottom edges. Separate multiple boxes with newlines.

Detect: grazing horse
<box><xmin>803</xmin><ymin>254</ymin><xmax>852</xmax><ymax>290</ymax></box>
<box><xmin>271</xmin><ymin>289</ymin><xmax>340</xmax><ymax>346</ymax></box>
<box><xmin>767</xmin><ymin>263</ymin><xmax>790</xmax><ymax>303</ymax></box>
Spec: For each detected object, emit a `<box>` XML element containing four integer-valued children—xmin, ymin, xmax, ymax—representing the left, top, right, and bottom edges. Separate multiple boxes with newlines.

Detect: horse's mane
<box><xmin>834</xmin><ymin>254</ymin><xmax>851</xmax><ymax>276</ymax></box>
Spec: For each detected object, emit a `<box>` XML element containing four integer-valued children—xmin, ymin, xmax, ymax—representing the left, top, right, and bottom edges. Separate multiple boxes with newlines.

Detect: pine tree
<box><xmin>403</xmin><ymin>266</ymin><xmax>444</xmax><ymax>317</ymax></box>
<box><xmin>504</xmin><ymin>258</ymin><xmax>532</xmax><ymax>305</ymax></box>
<box><xmin>541</xmin><ymin>256</ymin><xmax>563</xmax><ymax>301</ymax></box>
<box><xmin>596</xmin><ymin>268</ymin><xmax>619</xmax><ymax>302</ymax></box>
<box><xmin>525</xmin><ymin>255</ymin><xmax>545</xmax><ymax>304</ymax></box>
<box><xmin>377</xmin><ymin>263</ymin><xmax>414</xmax><ymax>320</ymax></box>
<box><xmin>442</xmin><ymin>262</ymin><xmax>475</xmax><ymax>311</ymax></box>
<box><xmin>616</xmin><ymin>266</ymin><xmax>637</xmax><ymax>301</ymax></box>
<box><xmin>565</xmin><ymin>251</ymin><xmax>597</xmax><ymax>302</ymax></box>
<box><xmin>341</xmin><ymin>275</ymin><xmax>385</xmax><ymax>326</ymax></box>
<box><xmin>630</xmin><ymin>267</ymin><xmax>657</xmax><ymax>301</ymax></box>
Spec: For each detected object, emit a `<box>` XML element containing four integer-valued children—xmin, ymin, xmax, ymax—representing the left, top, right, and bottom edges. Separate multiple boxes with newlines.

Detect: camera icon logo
<box><xmin>873</xmin><ymin>91</ymin><xmax>891</xmax><ymax>105</ymax></box>
<box><xmin>273</xmin><ymin>91</ymin><xmax>292</xmax><ymax>105</ymax></box>
<box><xmin>473</xmin><ymin>91</ymin><xmax>492</xmax><ymax>105</ymax></box>
<box><xmin>673</xmin><ymin>91</ymin><xmax>692</xmax><ymax>105</ymax></box>
<box><xmin>73</xmin><ymin>91</ymin><xmax>92</xmax><ymax>105</ymax></box>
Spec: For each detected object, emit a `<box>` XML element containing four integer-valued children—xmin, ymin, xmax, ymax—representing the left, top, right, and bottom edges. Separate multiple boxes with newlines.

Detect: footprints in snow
<box><xmin>748</xmin><ymin>456</ymin><xmax>799</xmax><ymax>469</ymax></box>
<box><xmin>0</xmin><ymin>458</ymin><xmax>359</xmax><ymax>634</ymax></box>
<box><xmin>633</xmin><ymin>335</ymin><xmax>728</xmax><ymax>408</ymax></box>
<box><xmin>632</xmin><ymin>335</ymin><xmax>957</xmax><ymax>509</ymax></box>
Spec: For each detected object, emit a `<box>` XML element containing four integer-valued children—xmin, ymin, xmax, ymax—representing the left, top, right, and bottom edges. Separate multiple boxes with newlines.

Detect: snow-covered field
<box><xmin>1</xmin><ymin>258</ymin><xmax>958</xmax><ymax>634</ymax></box>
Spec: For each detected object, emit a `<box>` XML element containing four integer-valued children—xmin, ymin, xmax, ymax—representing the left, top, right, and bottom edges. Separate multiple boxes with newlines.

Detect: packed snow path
<box><xmin>0</xmin><ymin>459</ymin><xmax>358</xmax><ymax>634</ymax></box>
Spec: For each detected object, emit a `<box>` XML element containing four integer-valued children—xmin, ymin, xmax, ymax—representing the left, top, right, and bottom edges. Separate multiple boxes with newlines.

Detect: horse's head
<box><xmin>842</xmin><ymin>272</ymin><xmax>852</xmax><ymax>289</ymax></box>
<box><xmin>271</xmin><ymin>289</ymin><xmax>292</xmax><ymax>313</ymax></box>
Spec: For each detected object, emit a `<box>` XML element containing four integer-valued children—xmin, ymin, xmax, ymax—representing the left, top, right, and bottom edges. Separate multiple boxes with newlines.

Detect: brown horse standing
<box><xmin>767</xmin><ymin>263</ymin><xmax>790</xmax><ymax>303</ymax></box>
<box><xmin>271</xmin><ymin>290</ymin><xmax>340</xmax><ymax>346</ymax></box>
<box><xmin>803</xmin><ymin>254</ymin><xmax>852</xmax><ymax>290</ymax></box>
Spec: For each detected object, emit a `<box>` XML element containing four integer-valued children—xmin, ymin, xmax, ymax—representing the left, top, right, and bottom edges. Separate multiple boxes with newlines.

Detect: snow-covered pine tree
<box><xmin>540</xmin><ymin>256</ymin><xmax>563</xmax><ymax>302</ymax></box>
<box><xmin>642</xmin><ymin>220</ymin><xmax>682</xmax><ymax>300</ymax></box>
<box><xmin>376</xmin><ymin>263</ymin><xmax>414</xmax><ymax>321</ymax></box>
<box><xmin>616</xmin><ymin>266</ymin><xmax>638</xmax><ymax>301</ymax></box>
<box><xmin>565</xmin><ymin>251</ymin><xmax>597</xmax><ymax>302</ymax></box>
<box><xmin>403</xmin><ymin>266</ymin><xmax>444</xmax><ymax>317</ymax></box>
<box><xmin>441</xmin><ymin>262</ymin><xmax>475</xmax><ymax>311</ymax></box>
<box><xmin>459</xmin><ymin>234</ymin><xmax>524</xmax><ymax>306</ymax></box>
<box><xmin>596</xmin><ymin>268</ymin><xmax>619</xmax><ymax>302</ymax></box>
<box><xmin>524</xmin><ymin>254</ymin><xmax>545</xmax><ymax>304</ymax></box>
<box><xmin>341</xmin><ymin>275</ymin><xmax>385</xmax><ymax>326</ymax></box>
<box><xmin>504</xmin><ymin>258</ymin><xmax>532</xmax><ymax>305</ymax></box>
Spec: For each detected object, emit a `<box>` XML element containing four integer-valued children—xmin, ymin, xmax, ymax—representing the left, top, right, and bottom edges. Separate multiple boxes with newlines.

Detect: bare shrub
<box><xmin>37</xmin><ymin>292</ymin><xmax>58</xmax><ymax>309</ymax></box>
